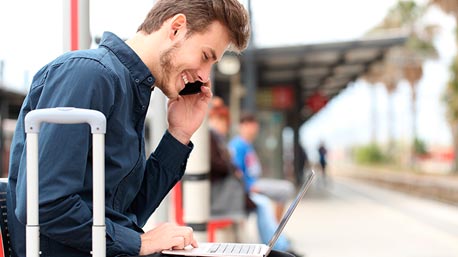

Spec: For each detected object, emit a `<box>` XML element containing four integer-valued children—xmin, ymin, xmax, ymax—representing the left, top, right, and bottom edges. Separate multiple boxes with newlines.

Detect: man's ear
<box><xmin>169</xmin><ymin>14</ymin><xmax>187</xmax><ymax>39</ymax></box>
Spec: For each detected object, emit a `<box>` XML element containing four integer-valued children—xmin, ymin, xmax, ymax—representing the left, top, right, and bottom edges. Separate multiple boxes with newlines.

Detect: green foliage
<box><xmin>414</xmin><ymin>137</ymin><xmax>428</xmax><ymax>155</ymax></box>
<box><xmin>353</xmin><ymin>144</ymin><xmax>388</xmax><ymax>164</ymax></box>
<box><xmin>385</xmin><ymin>0</ymin><xmax>425</xmax><ymax>28</ymax></box>
<box><xmin>370</xmin><ymin>0</ymin><xmax>426</xmax><ymax>31</ymax></box>
<box><xmin>405</xmin><ymin>33</ymin><xmax>438</xmax><ymax>59</ymax></box>
<box><xmin>368</xmin><ymin>0</ymin><xmax>436</xmax><ymax>57</ymax></box>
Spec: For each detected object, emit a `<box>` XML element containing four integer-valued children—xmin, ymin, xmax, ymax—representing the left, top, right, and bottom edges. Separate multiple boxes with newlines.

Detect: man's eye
<box><xmin>203</xmin><ymin>53</ymin><xmax>209</xmax><ymax>60</ymax></box>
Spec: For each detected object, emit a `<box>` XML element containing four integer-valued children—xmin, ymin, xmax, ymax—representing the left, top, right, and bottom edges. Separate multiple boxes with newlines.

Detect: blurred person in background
<box><xmin>318</xmin><ymin>141</ymin><xmax>328</xmax><ymax>182</ymax></box>
<box><xmin>208</xmin><ymin>97</ymin><xmax>255</xmax><ymax>219</ymax></box>
<box><xmin>229</xmin><ymin>113</ymin><xmax>301</xmax><ymax>257</ymax></box>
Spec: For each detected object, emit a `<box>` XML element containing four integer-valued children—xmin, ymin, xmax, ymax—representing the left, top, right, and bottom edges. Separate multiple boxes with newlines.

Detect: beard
<box><xmin>156</xmin><ymin>42</ymin><xmax>180</xmax><ymax>97</ymax></box>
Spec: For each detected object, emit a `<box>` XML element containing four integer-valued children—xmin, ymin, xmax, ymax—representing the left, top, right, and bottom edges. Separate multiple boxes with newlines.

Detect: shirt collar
<box><xmin>99</xmin><ymin>31</ymin><xmax>155</xmax><ymax>88</ymax></box>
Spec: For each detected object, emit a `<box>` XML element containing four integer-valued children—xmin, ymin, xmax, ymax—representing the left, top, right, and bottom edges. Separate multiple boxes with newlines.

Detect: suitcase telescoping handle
<box><xmin>24</xmin><ymin>107</ymin><xmax>107</xmax><ymax>257</ymax></box>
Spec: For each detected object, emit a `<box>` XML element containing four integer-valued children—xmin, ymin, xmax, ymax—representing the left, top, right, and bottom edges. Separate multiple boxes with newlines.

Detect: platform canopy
<box><xmin>234</xmin><ymin>35</ymin><xmax>407</xmax><ymax>124</ymax></box>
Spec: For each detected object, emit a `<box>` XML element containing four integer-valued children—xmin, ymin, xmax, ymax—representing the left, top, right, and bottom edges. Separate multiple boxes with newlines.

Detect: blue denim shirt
<box><xmin>7</xmin><ymin>32</ymin><xmax>192</xmax><ymax>257</ymax></box>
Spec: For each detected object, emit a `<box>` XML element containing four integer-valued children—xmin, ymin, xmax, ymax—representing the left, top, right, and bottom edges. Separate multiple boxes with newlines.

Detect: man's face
<box><xmin>157</xmin><ymin>21</ymin><xmax>231</xmax><ymax>98</ymax></box>
<box><xmin>241</xmin><ymin>121</ymin><xmax>259</xmax><ymax>142</ymax></box>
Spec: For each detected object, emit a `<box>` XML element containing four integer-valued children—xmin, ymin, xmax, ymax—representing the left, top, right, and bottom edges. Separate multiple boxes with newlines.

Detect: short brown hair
<box><xmin>137</xmin><ymin>0</ymin><xmax>250</xmax><ymax>52</ymax></box>
<box><xmin>209</xmin><ymin>97</ymin><xmax>230</xmax><ymax>123</ymax></box>
<box><xmin>239</xmin><ymin>112</ymin><xmax>257</xmax><ymax>124</ymax></box>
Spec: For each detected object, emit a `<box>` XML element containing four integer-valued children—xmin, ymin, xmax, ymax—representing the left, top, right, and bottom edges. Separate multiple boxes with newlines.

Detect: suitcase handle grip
<box><xmin>25</xmin><ymin>107</ymin><xmax>106</xmax><ymax>134</ymax></box>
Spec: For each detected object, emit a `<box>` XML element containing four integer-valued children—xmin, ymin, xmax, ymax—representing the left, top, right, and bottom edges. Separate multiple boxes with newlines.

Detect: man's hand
<box><xmin>139</xmin><ymin>222</ymin><xmax>198</xmax><ymax>255</ymax></box>
<box><xmin>234</xmin><ymin>169</ymin><xmax>243</xmax><ymax>180</ymax></box>
<box><xmin>250</xmin><ymin>186</ymin><xmax>260</xmax><ymax>194</ymax></box>
<box><xmin>168</xmin><ymin>83</ymin><xmax>212</xmax><ymax>144</ymax></box>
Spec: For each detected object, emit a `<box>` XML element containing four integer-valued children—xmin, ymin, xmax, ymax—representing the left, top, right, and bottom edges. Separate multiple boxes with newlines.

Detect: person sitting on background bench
<box><xmin>209</xmin><ymin>97</ymin><xmax>255</xmax><ymax>219</ymax></box>
<box><xmin>229</xmin><ymin>113</ymin><xmax>301</xmax><ymax>256</ymax></box>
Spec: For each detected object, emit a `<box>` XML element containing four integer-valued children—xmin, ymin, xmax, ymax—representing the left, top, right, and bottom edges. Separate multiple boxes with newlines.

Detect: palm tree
<box><xmin>443</xmin><ymin>57</ymin><xmax>458</xmax><ymax>172</ymax></box>
<box><xmin>362</xmin><ymin>50</ymin><xmax>403</xmax><ymax>162</ymax></box>
<box><xmin>382</xmin><ymin>52</ymin><xmax>403</xmax><ymax>155</ymax></box>
<box><xmin>367</xmin><ymin>0</ymin><xmax>438</xmax><ymax>168</ymax></box>
<box><xmin>430</xmin><ymin>0</ymin><xmax>458</xmax><ymax>173</ymax></box>
<box><xmin>363</xmin><ymin>62</ymin><xmax>383</xmax><ymax>145</ymax></box>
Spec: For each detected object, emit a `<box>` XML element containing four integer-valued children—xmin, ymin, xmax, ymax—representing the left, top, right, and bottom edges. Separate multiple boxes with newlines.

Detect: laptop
<box><xmin>162</xmin><ymin>170</ymin><xmax>316</xmax><ymax>257</ymax></box>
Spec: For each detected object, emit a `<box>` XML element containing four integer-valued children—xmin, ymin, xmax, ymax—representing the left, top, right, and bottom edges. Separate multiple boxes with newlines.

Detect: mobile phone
<box><xmin>179</xmin><ymin>81</ymin><xmax>203</xmax><ymax>95</ymax></box>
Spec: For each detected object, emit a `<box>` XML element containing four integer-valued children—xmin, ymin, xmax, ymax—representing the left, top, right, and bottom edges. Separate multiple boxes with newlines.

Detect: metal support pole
<box><xmin>241</xmin><ymin>50</ymin><xmax>257</xmax><ymax>112</ymax></box>
<box><xmin>241</xmin><ymin>0</ymin><xmax>257</xmax><ymax>113</ymax></box>
<box><xmin>229</xmin><ymin>73</ymin><xmax>242</xmax><ymax>137</ymax></box>
<box><xmin>292</xmin><ymin>82</ymin><xmax>303</xmax><ymax>186</ymax></box>
<box><xmin>0</xmin><ymin>98</ymin><xmax>4</xmax><ymax>177</ymax></box>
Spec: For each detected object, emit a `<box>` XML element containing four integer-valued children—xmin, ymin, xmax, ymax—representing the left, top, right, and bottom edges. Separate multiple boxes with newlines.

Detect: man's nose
<box><xmin>197</xmin><ymin>65</ymin><xmax>212</xmax><ymax>83</ymax></box>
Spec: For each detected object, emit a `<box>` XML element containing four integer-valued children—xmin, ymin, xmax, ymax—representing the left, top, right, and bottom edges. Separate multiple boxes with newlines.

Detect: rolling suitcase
<box><xmin>24</xmin><ymin>107</ymin><xmax>106</xmax><ymax>257</ymax></box>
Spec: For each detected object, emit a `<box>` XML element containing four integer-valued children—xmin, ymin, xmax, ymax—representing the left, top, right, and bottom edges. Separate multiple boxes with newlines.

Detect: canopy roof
<box><xmin>233</xmin><ymin>35</ymin><xmax>407</xmax><ymax>123</ymax></box>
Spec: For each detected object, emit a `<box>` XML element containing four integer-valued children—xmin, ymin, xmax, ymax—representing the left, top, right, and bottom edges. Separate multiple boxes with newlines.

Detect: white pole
<box><xmin>150</xmin><ymin>90</ymin><xmax>168</xmax><ymax>150</ymax></box>
<box><xmin>144</xmin><ymin>90</ymin><xmax>169</xmax><ymax>228</ymax></box>
<box><xmin>78</xmin><ymin>0</ymin><xmax>91</xmax><ymax>50</ymax></box>
<box><xmin>63</xmin><ymin>0</ymin><xmax>91</xmax><ymax>52</ymax></box>
<box><xmin>62</xmin><ymin>0</ymin><xmax>71</xmax><ymax>52</ymax></box>
<box><xmin>183</xmin><ymin>118</ymin><xmax>210</xmax><ymax>241</ymax></box>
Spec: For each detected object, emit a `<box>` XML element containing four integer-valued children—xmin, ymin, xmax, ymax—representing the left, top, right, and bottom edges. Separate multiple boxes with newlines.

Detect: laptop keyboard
<box><xmin>207</xmin><ymin>243</ymin><xmax>261</xmax><ymax>255</ymax></box>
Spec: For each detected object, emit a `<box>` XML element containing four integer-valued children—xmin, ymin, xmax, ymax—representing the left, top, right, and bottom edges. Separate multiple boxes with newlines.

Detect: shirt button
<box><xmin>147</xmin><ymin>77</ymin><xmax>153</xmax><ymax>82</ymax></box>
<box><xmin>141</xmin><ymin>105</ymin><xmax>146</xmax><ymax>110</ymax></box>
<box><xmin>135</xmin><ymin>79</ymin><xmax>140</xmax><ymax>83</ymax></box>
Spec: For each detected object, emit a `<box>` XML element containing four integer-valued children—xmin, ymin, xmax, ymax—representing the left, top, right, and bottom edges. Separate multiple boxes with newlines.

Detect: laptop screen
<box><xmin>266</xmin><ymin>170</ymin><xmax>316</xmax><ymax>252</ymax></box>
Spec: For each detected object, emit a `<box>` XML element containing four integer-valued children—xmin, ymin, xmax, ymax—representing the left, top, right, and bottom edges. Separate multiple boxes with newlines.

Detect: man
<box><xmin>7</xmin><ymin>1</ymin><xmax>249</xmax><ymax>256</ymax></box>
<box><xmin>229</xmin><ymin>113</ymin><xmax>300</xmax><ymax>256</ymax></box>
<box><xmin>318</xmin><ymin>141</ymin><xmax>328</xmax><ymax>182</ymax></box>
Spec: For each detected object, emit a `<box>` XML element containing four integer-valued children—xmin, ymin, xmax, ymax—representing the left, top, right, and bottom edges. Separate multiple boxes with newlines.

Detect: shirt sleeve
<box><xmin>14</xmin><ymin>57</ymin><xmax>141</xmax><ymax>256</ymax></box>
<box><xmin>130</xmin><ymin>130</ymin><xmax>193</xmax><ymax>226</ymax></box>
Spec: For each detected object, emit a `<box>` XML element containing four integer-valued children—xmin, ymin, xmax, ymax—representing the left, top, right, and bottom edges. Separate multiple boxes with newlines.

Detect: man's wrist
<box><xmin>139</xmin><ymin>234</ymin><xmax>147</xmax><ymax>256</ymax></box>
<box><xmin>139</xmin><ymin>233</ymin><xmax>160</xmax><ymax>256</ymax></box>
<box><xmin>168</xmin><ymin>128</ymin><xmax>191</xmax><ymax>145</ymax></box>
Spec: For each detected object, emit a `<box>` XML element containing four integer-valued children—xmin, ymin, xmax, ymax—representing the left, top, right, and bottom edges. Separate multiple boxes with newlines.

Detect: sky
<box><xmin>297</xmin><ymin>3</ymin><xmax>457</xmax><ymax>161</ymax></box>
<box><xmin>0</xmin><ymin>0</ymin><xmax>456</xmax><ymax>161</ymax></box>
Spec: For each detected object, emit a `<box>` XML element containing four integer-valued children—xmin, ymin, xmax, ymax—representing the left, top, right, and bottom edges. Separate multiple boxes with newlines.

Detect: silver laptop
<box><xmin>162</xmin><ymin>170</ymin><xmax>316</xmax><ymax>257</ymax></box>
